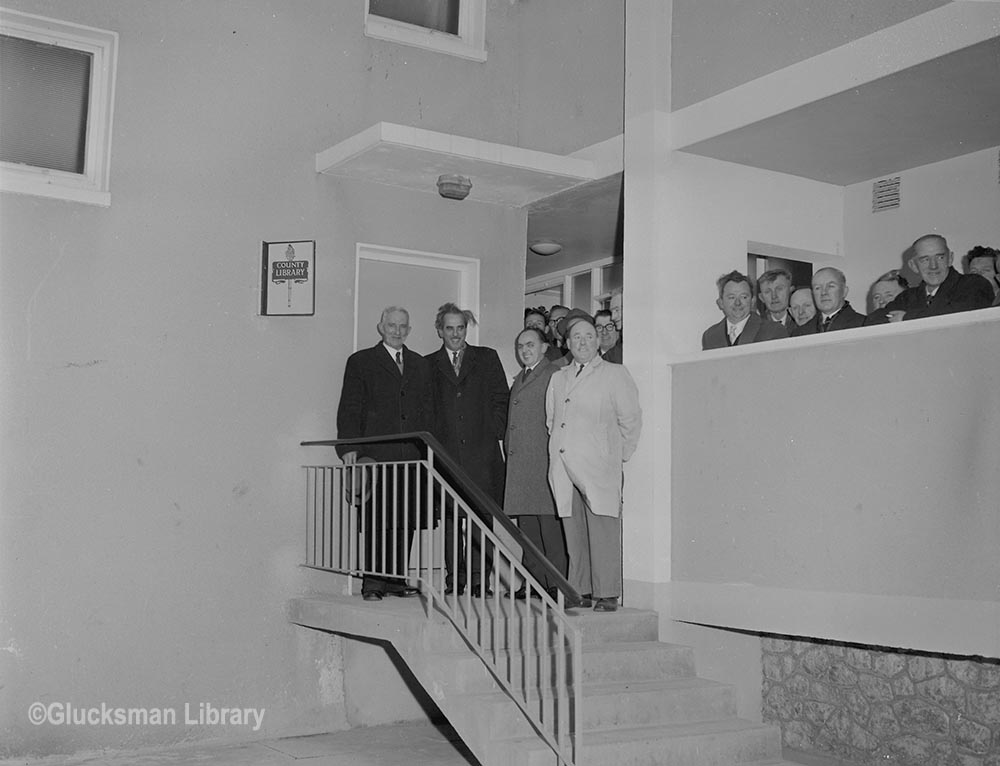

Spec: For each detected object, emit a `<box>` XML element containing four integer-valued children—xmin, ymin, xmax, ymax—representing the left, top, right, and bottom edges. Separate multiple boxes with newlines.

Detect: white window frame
<box><xmin>0</xmin><ymin>8</ymin><xmax>118</xmax><ymax>206</ymax></box>
<box><xmin>363</xmin><ymin>0</ymin><xmax>486</xmax><ymax>62</ymax></box>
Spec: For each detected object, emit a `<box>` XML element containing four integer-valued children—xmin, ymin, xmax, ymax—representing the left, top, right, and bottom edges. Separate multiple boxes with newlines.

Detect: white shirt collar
<box><xmin>727</xmin><ymin>315</ymin><xmax>751</xmax><ymax>336</ymax></box>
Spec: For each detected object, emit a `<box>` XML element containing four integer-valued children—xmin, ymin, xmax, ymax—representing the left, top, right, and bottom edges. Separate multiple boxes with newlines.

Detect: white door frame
<box><xmin>354</xmin><ymin>242</ymin><xmax>481</xmax><ymax>351</ymax></box>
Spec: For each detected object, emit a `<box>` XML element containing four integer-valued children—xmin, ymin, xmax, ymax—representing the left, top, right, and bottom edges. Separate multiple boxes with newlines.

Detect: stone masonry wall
<box><xmin>761</xmin><ymin>636</ymin><xmax>1000</xmax><ymax>766</ymax></box>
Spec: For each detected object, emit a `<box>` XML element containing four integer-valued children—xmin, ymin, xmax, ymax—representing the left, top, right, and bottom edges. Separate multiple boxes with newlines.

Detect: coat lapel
<box><xmin>374</xmin><ymin>343</ymin><xmax>400</xmax><ymax>377</ymax></box>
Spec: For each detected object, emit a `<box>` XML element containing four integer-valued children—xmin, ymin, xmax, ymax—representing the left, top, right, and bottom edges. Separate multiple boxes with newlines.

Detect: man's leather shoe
<box><xmin>445</xmin><ymin>585</ymin><xmax>465</xmax><ymax>596</ymax></box>
<box><xmin>362</xmin><ymin>592</ymin><xmax>383</xmax><ymax>602</ymax></box>
<box><xmin>510</xmin><ymin>587</ymin><xmax>541</xmax><ymax>600</ymax></box>
<box><xmin>594</xmin><ymin>597</ymin><xmax>618</xmax><ymax>612</ymax></box>
<box><xmin>570</xmin><ymin>593</ymin><xmax>593</xmax><ymax>609</ymax></box>
<box><xmin>388</xmin><ymin>586</ymin><xmax>420</xmax><ymax>598</ymax></box>
<box><xmin>472</xmin><ymin>586</ymin><xmax>494</xmax><ymax>598</ymax></box>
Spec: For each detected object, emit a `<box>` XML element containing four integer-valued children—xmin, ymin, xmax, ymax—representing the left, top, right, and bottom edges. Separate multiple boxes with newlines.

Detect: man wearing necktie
<box><xmin>546</xmin><ymin>310</ymin><xmax>642</xmax><ymax>613</ymax></box>
<box><xmin>701</xmin><ymin>271</ymin><xmax>787</xmax><ymax>350</ymax></box>
<box><xmin>791</xmin><ymin>267</ymin><xmax>866</xmax><ymax>336</ymax></box>
<box><xmin>425</xmin><ymin>302</ymin><xmax>509</xmax><ymax>596</ymax></box>
<box><xmin>865</xmin><ymin>234</ymin><xmax>994</xmax><ymax>325</ymax></box>
<box><xmin>336</xmin><ymin>306</ymin><xmax>433</xmax><ymax>601</ymax></box>
<box><xmin>503</xmin><ymin>328</ymin><xmax>566</xmax><ymax>599</ymax></box>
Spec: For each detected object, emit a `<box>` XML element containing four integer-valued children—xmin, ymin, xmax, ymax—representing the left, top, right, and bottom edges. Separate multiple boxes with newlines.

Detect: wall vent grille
<box><xmin>872</xmin><ymin>177</ymin><xmax>901</xmax><ymax>212</ymax></box>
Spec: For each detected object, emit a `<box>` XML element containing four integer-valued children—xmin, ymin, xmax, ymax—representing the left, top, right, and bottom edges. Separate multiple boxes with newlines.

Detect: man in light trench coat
<box><xmin>545</xmin><ymin>310</ymin><xmax>642</xmax><ymax>613</ymax></box>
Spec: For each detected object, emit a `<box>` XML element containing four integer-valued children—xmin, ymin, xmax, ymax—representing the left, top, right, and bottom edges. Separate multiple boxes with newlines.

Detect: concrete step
<box><xmin>448</xmin><ymin>674</ymin><xmax>740</xmax><ymax>747</ymax></box>
<box><xmin>492</xmin><ymin>717</ymin><xmax>783</xmax><ymax>766</ymax></box>
<box><xmin>579</xmin><ymin>676</ymin><xmax>737</xmax><ymax>729</ymax></box>
<box><xmin>581</xmin><ymin>640</ymin><xmax>696</xmax><ymax>683</ymax></box>
<box><xmin>422</xmin><ymin>639</ymin><xmax>697</xmax><ymax>695</ymax></box>
<box><xmin>421</xmin><ymin>601</ymin><xmax>660</xmax><ymax>653</ymax></box>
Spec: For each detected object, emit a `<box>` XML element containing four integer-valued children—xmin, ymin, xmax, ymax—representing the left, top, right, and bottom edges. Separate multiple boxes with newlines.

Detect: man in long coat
<box><xmin>425</xmin><ymin>303</ymin><xmax>509</xmax><ymax>596</ymax></box>
<box><xmin>336</xmin><ymin>306</ymin><xmax>433</xmax><ymax>600</ymax></box>
<box><xmin>546</xmin><ymin>310</ymin><xmax>641</xmax><ymax>613</ymax></box>
<box><xmin>503</xmin><ymin>328</ymin><xmax>565</xmax><ymax>598</ymax></box>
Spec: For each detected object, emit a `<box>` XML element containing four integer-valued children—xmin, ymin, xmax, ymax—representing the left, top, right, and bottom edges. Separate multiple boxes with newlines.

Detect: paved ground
<box><xmin>0</xmin><ymin>720</ymin><xmax>479</xmax><ymax>766</ymax></box>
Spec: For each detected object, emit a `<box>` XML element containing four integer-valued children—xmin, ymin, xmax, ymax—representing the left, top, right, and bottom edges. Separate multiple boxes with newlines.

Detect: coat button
<box><xmin>565</xmin><ymin>398</ymin><xmax>570</xmax><ymax>403</ymax></box>
<box><xmin>559</xmin><ymin>448</ymin><xmax>565</xmax><ymax>453</ymax></box>
<box><xmin>560</xmin><ymin>423</ymin><xmax>565</xmax><ymax>428</ymax></box>
<box><xmin>457</xmin><ymin>392</ymin><xmax>462</xmax><ymax>398</ymax></box>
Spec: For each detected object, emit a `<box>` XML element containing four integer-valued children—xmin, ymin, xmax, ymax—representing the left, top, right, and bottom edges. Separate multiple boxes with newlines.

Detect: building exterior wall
<box><xmin>0</xmin><ymin>0</ymin><xmax>624</xmax><ymax>757</ymax></box>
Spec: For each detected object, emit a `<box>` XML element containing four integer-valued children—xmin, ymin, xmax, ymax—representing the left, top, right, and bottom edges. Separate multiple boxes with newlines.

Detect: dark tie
<box><xmin>821</xmin><ymin>315</ymin><xmax>833</xmax><ymax>332</ymax></box>
<box><xmin>452</xmin><ymin>350</ymin><xmax>460</xmax><ymax>376</ymax></box>
<box><xmin>575</xmin><ymin>363</ymin><xmax>584</xmax><ymax>377</ymax></box>
<box><xmin>395</xmin><ymin>351</ymin><xmax>403</xmax><ymax>374</ymax></box>
<box><xmin>521</xmin><ymin>366</ymin><xmax>531</xmax><ymax>384</ymax></box>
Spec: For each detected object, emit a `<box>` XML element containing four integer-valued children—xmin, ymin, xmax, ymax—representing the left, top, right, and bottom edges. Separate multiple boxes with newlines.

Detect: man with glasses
<box><xmin>544</xmin><ymin>305</ymin><xmax>571</xmax><ymax>364</ymax></box>
<box><xmin>868</xmin><ymin>234</ymin><xmax>993</xmax><ymax>323</ymax></box>
<box><xmin>595</xmin><ymin>309</ymin><xmax>622</xmax><ymax>363</ymax></box>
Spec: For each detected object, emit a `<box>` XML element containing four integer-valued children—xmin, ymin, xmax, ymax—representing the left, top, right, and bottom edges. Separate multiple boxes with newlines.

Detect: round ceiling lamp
<box><xmin>529</xmin><ymin>239</ymin><xmax>562</xmax><ymax>256</ymax></box>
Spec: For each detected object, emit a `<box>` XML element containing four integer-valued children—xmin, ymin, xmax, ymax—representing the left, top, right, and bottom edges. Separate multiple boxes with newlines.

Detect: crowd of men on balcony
<box><xmin>702</xmin><ymin>234</ymin><xmax>999</xmax><ymax>349</ymax></box>
<box><xmin>336</xmin><ymin>289</ymin><xmax>640</xmax><ymax>614</ymax></box>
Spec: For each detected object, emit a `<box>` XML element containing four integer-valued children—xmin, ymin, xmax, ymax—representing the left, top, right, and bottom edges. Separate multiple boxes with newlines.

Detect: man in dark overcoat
<box><xmin>503</xmin><ymin>328</ymin><xmax>566</xmax><ymax>598</ymax></box>
<box><xmin>336</xmin><ymin>306</ymin><xmax>433</xmax><ymax>601</ymax></box>
<box><xmin>425</xmin><ymin>302</ymin><xmax>509</xmax><ymax>596</ymax></box>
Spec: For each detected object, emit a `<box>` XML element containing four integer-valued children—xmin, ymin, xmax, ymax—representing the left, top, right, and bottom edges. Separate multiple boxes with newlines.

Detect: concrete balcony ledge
<box><xmin>315</xmin><ymin>122</ymin><xmax>601</xmax><ymax>207</ymax></box>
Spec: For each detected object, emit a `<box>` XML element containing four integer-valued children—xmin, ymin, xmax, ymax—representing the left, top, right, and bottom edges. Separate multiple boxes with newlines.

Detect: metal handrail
<box><xmin>301</xmin><ymin>432</ymin><xmax>582</xmax><ymax>766</ymax></box>
<box><xmin>301</xmin><ymin>431</ymin><xmax>581</xmax><ymax>606</ymax></box>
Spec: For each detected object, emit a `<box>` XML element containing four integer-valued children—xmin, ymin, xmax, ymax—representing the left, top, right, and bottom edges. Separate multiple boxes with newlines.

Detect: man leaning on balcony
<box><xmin>702</xmin><ymin>271</ymin><xmax>788</xmax><ymax>349</ymax></box>
<box><xmin>336</xmin><ymin>305</ymin><xmax>433</xmax><ymax>602</ymax></box>
<box><xmin>865</xmin><ymin>234</ymin><xmax>994</xmax><ymax>325</ymax></box>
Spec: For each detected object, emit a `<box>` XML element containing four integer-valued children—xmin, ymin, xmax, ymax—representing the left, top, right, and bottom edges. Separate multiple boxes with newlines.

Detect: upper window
<box><xmin>0</xmin><ymin>9</ymin><xmax>118</xmax><ymax>206</ymax></box>
<box><xmin>364</xmin><ymin>0</ymin><xmax>486</xmax><ymax>62</ymax></box>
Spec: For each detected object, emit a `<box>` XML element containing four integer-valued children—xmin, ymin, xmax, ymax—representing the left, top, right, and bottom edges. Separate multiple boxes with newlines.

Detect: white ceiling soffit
<box><xmin>316</xmin><ymin>122</ymin><xmax>600</xmax><ymax>207</ymax></box>
<box><xmin>671</xmin><ymin>2</ymin><xmax>1000</xmax><ymax>186</ymax></box>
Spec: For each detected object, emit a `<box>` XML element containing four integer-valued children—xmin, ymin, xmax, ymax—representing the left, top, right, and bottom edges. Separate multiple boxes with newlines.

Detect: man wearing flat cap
<box><xmin>546</xmin><ymin>310</ymin><xmax>642</xmax><ymax>613</ymax></box>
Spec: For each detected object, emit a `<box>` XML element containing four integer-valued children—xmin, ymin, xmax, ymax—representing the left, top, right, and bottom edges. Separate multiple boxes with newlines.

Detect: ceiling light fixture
<box><xmin>529</xmin><ymin>239</ymin><xmax>562</xmax><ymax>256</ymax></box>
<box><xmin>436</xmin><ymin>174</ymin><xmax>472</xmax><ymax>200</ymax></box>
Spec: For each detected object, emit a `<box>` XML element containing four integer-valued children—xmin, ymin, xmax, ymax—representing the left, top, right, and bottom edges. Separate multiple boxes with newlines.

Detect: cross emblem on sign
<box><xmin>271</xmin><ymin>244</ymin><xmax>309</xmax><ymax>309</ymax></box>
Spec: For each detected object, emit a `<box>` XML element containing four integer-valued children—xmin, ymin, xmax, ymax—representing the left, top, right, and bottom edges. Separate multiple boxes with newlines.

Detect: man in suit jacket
<box><xmin>425</xmin><ymin>302</ymin><xmax>509</xmax><ymax>596</ymax></box>
<box><xmin>791</xmin><ymin>267</ymin><xmax>866</xmax><ymax>335</ymax></box>
<box><xmin>503</xmin><ymin>328</ymin><xmax>566</xmax><ymax>598</ymax></box>
<box><xmin>963</xmin><ymin>245</ymin><xmax>1000</xmax><ymax>306</ymax></box>
<box><xmin>336</xmin><ymin>306</ymin><xmax>433</xmax><ymax>601</ymax></box>
<box><xmin>544</xmin><ymin>305</ymin><xmax>571</xmax><ymax>364</ymax></box>
<box><xmin>757</xmin><ymin>268</ymin><xmax>797</xmax><ymax>331</ymax></box>
<box><xmin>595</xmin><ymin>309</ymin><xmax>623</xmax><ymax>364</ymax></box>
<box><xmin>867</xmin><ymin>235</ymin><xmax>994</xmax><ymax>324</ymax></box>
<box><xmin>702</xmin><ymin>271</ymin><xmax>788</xmax><ymax>350</ymax></box>
<box><xmin>547</xmin><ymin>311</ymin><xmax>642</xmax><ymax>613</ymax></box>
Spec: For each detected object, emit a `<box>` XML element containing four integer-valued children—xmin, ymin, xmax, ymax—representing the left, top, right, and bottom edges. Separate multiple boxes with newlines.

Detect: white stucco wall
<box><xmin>0</xmin><ymin>0</ymin><xmax>624</xmax><ymax>757</ymax></box>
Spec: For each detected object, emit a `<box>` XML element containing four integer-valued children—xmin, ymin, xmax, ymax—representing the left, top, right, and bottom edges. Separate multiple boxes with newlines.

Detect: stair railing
<box><xmin>302</xmin><ymin>432</ymin><xmax>582</xmax><ymax>766</ymax></box>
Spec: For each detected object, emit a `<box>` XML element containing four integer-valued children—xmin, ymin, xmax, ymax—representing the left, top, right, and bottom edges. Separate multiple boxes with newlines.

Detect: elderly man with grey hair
<box><xmin>867</xmin><ymin>234</ymin><xmax>994</xmax><ymax>324</ymax></box>
<box><xmin>336</xmin><ymin>305</ymin><xmax>433</xmax><ymax>601</ymax></box>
